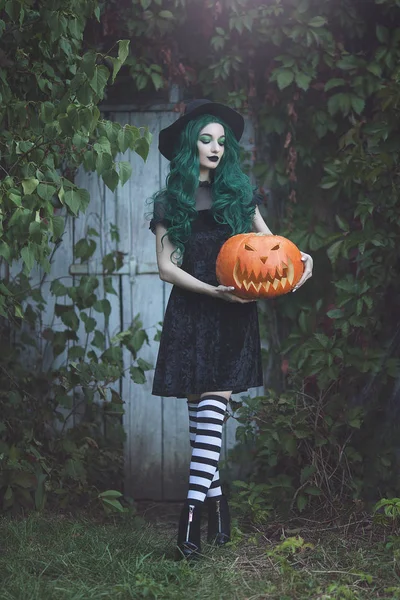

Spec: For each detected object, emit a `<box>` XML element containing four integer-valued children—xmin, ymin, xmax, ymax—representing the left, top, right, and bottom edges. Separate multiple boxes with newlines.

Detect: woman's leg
<box><xmin>178</xmin><ymin>391</ymin><xmax>231</xmax><ymax>559</ymax></box>
<box><xmin>187</xmin><ymin>395</ymin><xmax>223</xmax><ymax>498</ymax></box>
<box><xmin>187</xmin><ymin>390</ymin><xmax>231</xmax><ymax>505</ymax></box>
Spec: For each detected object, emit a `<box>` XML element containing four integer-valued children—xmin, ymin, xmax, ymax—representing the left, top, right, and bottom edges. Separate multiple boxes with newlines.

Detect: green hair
<box><xmin>152</xmin><ymin>113</ymin><xmax>255</xmax><ymax>258</ymax></box>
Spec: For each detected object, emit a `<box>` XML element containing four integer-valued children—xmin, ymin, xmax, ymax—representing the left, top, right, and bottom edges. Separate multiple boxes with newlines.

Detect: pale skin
<box><xmin>155</xmin><ymin>122</ymin><xmax>313</xmax><ymax>401</ymax></box>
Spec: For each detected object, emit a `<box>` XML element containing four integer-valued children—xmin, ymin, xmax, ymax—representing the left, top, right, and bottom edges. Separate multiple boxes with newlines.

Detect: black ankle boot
<box><xmin>176</xmin><ymin>501</ymin><xmax>202</xmax><ymax>560</ymax></box>
<box><xmin>207</xmin><ymin>495</ymin><xmax>231</xmax><ymax>546</ymax></box>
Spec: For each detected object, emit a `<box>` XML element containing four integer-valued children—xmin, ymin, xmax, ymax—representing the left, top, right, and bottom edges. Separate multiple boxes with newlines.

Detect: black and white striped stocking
<box><xmin>187</xmin><ymin>400</ymin><xmax>222</xmax><ymax>498</ymax></box>
<box><xmin>187</xmin><ymin>394</ymin><xmax>228</xmax><ymax>504</ymax></box>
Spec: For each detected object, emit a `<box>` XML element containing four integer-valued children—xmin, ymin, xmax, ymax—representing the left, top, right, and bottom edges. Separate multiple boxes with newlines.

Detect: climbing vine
<box><xmin>2</xmin><ymin>0</ymin><xmax>400</xmax><ymax>513</ymax></box>
<box><xmin>90</xmin><ymin>0</ymin><xmax>400</xmax><ymax>511</ymax></box>
<box><xmin>0</xmin><ymin>0</ymin><xmax>152</xmax><ymax>511</ymax></box>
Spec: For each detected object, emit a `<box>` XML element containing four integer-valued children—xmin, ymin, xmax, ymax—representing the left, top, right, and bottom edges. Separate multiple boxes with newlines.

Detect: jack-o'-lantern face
<box><xmin>216</xmin><ymin>234</ymin><xmax>304</xmax><ymax>298</ymax></box>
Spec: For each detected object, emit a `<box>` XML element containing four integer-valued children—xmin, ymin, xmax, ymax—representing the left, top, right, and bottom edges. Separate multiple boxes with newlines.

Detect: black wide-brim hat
<box><xmin>158</xmin><ymin>99</ymin><xmax>245</xmax><ymax>161</ymax></box>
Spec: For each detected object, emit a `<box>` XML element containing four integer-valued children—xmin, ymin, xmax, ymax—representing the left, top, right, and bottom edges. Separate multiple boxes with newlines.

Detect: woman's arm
<box><xmin>155</xmin><ymin>224</ymin><xmax>254</xmax><ymax>303</ymax></box>
<box><xmin>252</xmin><ymin>205</ymin><xmax>274</xmax><ymax>235</ymax></box>
<box><xmin>252</xmin><ymin>206</ymin><xmax>313</xmax><ymax>290</ymax></box>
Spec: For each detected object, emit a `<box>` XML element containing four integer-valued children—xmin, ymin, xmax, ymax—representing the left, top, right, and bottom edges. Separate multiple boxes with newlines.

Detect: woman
<box><xmin>149</xmin><ymin>99</ymin><xmax>313</xmax><ymax>559</ymax></box>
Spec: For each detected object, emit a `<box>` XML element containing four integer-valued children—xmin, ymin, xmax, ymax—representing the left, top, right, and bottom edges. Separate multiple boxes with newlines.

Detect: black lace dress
<box><xmin>149</xmin><ymin>181</ymin><xmax>263</xmax><ymax>398</ymax></box>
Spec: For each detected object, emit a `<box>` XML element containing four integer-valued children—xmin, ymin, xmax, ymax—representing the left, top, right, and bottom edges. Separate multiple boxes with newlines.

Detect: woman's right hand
<box><xmin>214</xmin><ymin>285</ymin><xmax>256</xmax><ymax>304</ymax></box>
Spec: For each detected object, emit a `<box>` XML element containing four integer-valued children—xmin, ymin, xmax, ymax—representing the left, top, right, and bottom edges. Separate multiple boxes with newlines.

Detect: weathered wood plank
<box><xmin>122</xmin><ymin>273</ymin><xmax>163</xmax><ymax>499</ymax></box>
<box><xmin>122</xmin><ymin>111</ymin><xmax>165</xmax><ymax>500</ymax></box>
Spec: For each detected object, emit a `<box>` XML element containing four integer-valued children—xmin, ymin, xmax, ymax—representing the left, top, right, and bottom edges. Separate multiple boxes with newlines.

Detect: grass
<box><xmin>1</xmin><ymin>504</ymin><xmax>400</xmax><ymax>600</ymax></box>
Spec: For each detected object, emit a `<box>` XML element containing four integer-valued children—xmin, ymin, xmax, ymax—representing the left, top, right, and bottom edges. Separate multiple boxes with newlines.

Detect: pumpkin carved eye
<box><xmin>244</xmin><ymin>244</ymin><xmax>256</xmax><ymax>251</ymax></box>
<box><xmin>271</xmin><ymin>244</ymin><xmax>280</xmax><ymax>250</ymax></box>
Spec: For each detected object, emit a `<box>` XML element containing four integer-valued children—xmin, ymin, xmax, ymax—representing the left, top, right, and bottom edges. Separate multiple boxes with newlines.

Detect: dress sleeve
<box><xmin>149</xmin><ymin>200</ymin><xmax>169</xmax><ymax>234</ymax></box>
<box><xmin>251</xmin><ymin>190</ymin><xmax>264</xmax><ymax>207</ymax></box>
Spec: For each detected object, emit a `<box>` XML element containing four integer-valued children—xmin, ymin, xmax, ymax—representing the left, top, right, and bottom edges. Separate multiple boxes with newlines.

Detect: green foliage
<box><xmin>229</xmin><ymin>389</ymin><xmax>365</xmax><ymax>518</ymax></box>
<box><xmin>0</xmin><ymin>0</ymin><xmax>153</xmax><ymax>513</ymax></box>
<box><xmin>0</xmin><ymin>228</ymin><xmax>151</xmax><ymax>511</ymax></box>
<box><xmin>107</xmin><ymin>0</ymin><xmax>398</xmax><ymax>513</ymax></box>
<box><xmin>2</xmin><ymin>0</ymin><xmax>400</xmax><ymax>517</ymax></box>
<box><xmin>96</xmin><ymin>3</ymin><xmax>400</xmax><ymax>514</ymax></box>
<box><xmin>373</xmin><ymin>498</ymin><xmax>400</xmax><ymax>532</ymax></box>
<box><xmin>98</xmin><ymin>489</ymin><xmax>126</xmax><ymax>513</ymax></box>
<box><xmin>0</xmin><ymin>0</ymin><xmax>151</xmax><ymax>314</ymax></box>
<box><xmin>230</xmin><ymin>480</ymin><xmax>273</xmax><ymax>524</ymax></box>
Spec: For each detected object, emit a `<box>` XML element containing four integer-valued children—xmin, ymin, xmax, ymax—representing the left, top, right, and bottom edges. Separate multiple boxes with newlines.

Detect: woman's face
<box><xmin>197</xmin><ymin>122</ymin><xmax>225</xmax><ymax>174</ymax></box>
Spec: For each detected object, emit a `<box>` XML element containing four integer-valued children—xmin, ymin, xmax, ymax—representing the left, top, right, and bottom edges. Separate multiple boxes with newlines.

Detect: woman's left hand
<box><xmin>293</xmin><ymin>252</ymin><xmax>313</xmax><ymax>292</ymax></box>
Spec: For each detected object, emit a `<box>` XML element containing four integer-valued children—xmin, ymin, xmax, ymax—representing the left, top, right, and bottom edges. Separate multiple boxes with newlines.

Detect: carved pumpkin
<box><xmin>216</xmin><ymin>234</ymin><xmax>303</xmax><ymax>299</ymax></box>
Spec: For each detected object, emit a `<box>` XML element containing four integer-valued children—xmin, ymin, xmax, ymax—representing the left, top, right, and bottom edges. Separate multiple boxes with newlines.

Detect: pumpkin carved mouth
<box><xmin>233</xmin><ymin>257</ymin><xmax>295</xmax><ymax>293</ymax></box>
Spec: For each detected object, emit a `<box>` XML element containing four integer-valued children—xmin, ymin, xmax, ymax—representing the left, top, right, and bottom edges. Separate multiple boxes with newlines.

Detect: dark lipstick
<box><xmin>208</xmin><ymin>156</ymin><xmax>219</xmax><ymax>162</ymax></box>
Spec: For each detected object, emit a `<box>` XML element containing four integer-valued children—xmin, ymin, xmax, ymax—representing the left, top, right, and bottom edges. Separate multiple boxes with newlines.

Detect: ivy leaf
<box><xmin>324</xmin><ymin>78</ymin><xmax>346</xmax><ymax>91</ymax></box>
<box><xmin>295</xmin><ymin>71</ymin><xmax>312</xmax><ymax>91</ymax></box>
<box><xmin>29</xmin><ymin>221</ymin><xmax>42</xmax><ymax>244</ymax></box>
<box><xmin>37</xmin><ymin>183</ymin><xmax>56</xmax><ymax>202</ymax></box>
<box><xmin>81</xmin><ymin>51</ymin><xmax>96</xmax><ymax>78</ymax></box>
<box><xmin>327</xmin><ymin>93</ymin><xmax>351</xmax><ymax>116</ymax></box>
<box><xmin>99</xmin><ymin>490</ymin><xmax>123</xmax><ymax>499</ymax></box>
<box><xmin>276</xmin><ymin>69</ymin><xmax>294</xmax><ymax>90</ymax></box>
<box><xmin>50</xmin><ymin>216</ymin><xmax>65</xmax><ymax>241</ymax></box>
<box><xmin>118</xmin><ymin>161</ymin><xmax>132</xmax><ymax>186</ymax></box>
<box><xmin>300</xmin><ymin>465</ymin><xmax>316</xmax><ymax>484</ymax></box>
<box><xmin>104</xmin><ymin>277</ymin><xmax>118</xmax><ymax>296</ymax></box>
<box><xmin>89</xmin><ymin>66</ymin><xmax>109</xmax><ymax>97</ymax></box>
<box><xmin>327</xmin><ymin>309</ymin><xmax>344</xmax><ymax>319</ymax></box>
<box><xmin>130</xmin><ymin>366</ymin><xmax>146</xmax><ymax>384</ymax></box>
<box><xmin>94</xmin><ymin>136</ymin><xmax>111</xmax><ymax>154</ymax></box>
<box><xmin>134</xmin><ymin>136</ymin><xmax>150</xmax><ymax>162</ymax></box>
<box><xmin>68</xmin><ymin>345</ymin><xmax>85</xmax><ymax>360</ymax></box>
<box><xmin>39</xmin><ymin>101</ymin><xmax>54</xmax><ymax>124</ymax></box>
<box><xmin>55</xmin><ymin>305</ymin><xmax>79</xmax><ymax>331</ymax></box>
<box><xmin>76</xmin><ymin>82</ymin><xmax>93</xmax><ymax>105</ymax></box>
<box><xmin>117</xmin><ymin>39</ymin><xmax>130</xmax><ymax>65</ymax></box>
<box><xmin>64</xmin><ymin>188</ymin><xmax>90</xmax><ymax>215</ymax></box>
<box><xmin>102</xmin><ymin>168</ymin><xmax>119</xmax><ymax>192</ymax></box>
<box><xmin>159</xmin><ymin>10</ymin><xmax>174</xmax><ymax>19</ymax></box>
<box><xmin>101</xmin><ymin>498</ymin><xmax>125</xmax><ymax>512</ymax></box>
<box><xmin>80</xmin><ymin>313</ymin><xmax>97</xmax><ymax>333</ymax></box>
<box><xmin>64</xmin><ymin>458</ymin><xmax>87</xmax><ymax>482</ymax></box>
<box><xmin>95</xmin><ymin>152</ymin><xmax>113</xmax><ymax>175</ymax></box>
<box><xmin>297</xmin><ymin>494</ymin><xmax>308</xmax><ymax>513</ymax></box>
<box><xmin>150</xmin><ymin>72</ymin><xmax>164</xmax><ymax>90</ymax></box>
<box><xmin>137</xmin><ymin>357</ymin><xmax>153</xmax><ymax>371</ymax></box>
<box><xmin>74</xmin><ymin>239</ymin><xmax>96</xmax><ymax>261</ymax></box>
<box><xmin>118</xmin><ymin>126</ymin><xmax>140</xmax><ymax>153</ymax></box>
<box><xmin>131</xmin><ymin>329</ymin><xmax>147</xmax><ymax>353</ymax></box>
<box><xmin>109</xmin><ymin>58</ymin><xmax>122</xmax><ymax>84</ymax></box>
<box><xmin>8</xmin><ymin>191</ymin><xmax>22</xmax><ymax>206</ymax></box>
<box><xmin>308</xmin><ymin>16</ymin><xmax>327</xmax><ymax>27</ymax></box>
<box><xmin>335</xmin><ymin>214</ymin><xmax>349</xmax><ymax>231</ymax></box>
<box><xmin>50</xmin><ymin>280</ymin><xmax>68</xmax><ymax>297</ymax></box>
<box><xmin>21</xmin><ymin>246</ymin><xmax>35</xmax><ymax>272</ymax></box>
<box><xmin>5</xmin><ymin>1</ymin><xmax>20</xmax><ymax>21</ymax></box>
<box><xmin>350</xmin><ymin>95</ymin><xmax>365</xmax><ymax>114</ymax></box>
<box><xmin>94</xmin><ymin>299</ymin><xmax>111</xmax><ymax>322</ymax></box>
<box><xmin>314</xmin><ymin>333</ymin><xmax>330</xmax><ymax>348</ymax></box>
<box><xmin>376</xmin><ymin>24</ymin><xmax>389</xmax><ymax>43</ymax></box>
<box><xmin>92</xmin><ymin>330</ymin><xmax>106</xmax><ymax>350</ymax></box>
<box><xmin>22</xmin><ymin>178</ymin><xmax>39</xmax><ymax>195</ymax></box>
